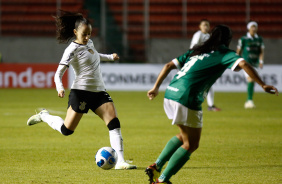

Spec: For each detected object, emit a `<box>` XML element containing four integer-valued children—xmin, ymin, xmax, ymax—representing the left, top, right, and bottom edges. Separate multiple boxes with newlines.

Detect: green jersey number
<box><xmin>176</xmin><ymin>54</ymin><xmax>208</xmax><ymax>79</ymax></box>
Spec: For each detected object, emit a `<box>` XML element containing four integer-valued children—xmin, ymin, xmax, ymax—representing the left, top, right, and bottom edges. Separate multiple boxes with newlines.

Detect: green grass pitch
<box><xmin>0</xmin><ymin>89</ymin><xmax>281</xmax><ymax>184</ymax></box>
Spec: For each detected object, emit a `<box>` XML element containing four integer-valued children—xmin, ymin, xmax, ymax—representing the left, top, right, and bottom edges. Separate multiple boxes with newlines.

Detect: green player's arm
<box><xmin>153</xmin><ymin>61</ymin><xmax>177</xmax><ymax>89</ymax></box>
<box><xmin>147</xmin><ymin>61</ymin><xmax>177</xmax><ymax>100</ymax></box>
<box><xmin>236</xmin><ymin>60</ymin><xmax>279</xmax><ymax>95</ymax></box>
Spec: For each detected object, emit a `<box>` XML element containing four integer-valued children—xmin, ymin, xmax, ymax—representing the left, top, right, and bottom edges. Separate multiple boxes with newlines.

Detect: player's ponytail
<box><xmin>191</xmin><ymin>25</ymin><xmax>232</xmax><ymax>56</ymax></box>
<box><xmin>54</xmin><ymin>10</ymin><xmax>91</xmax><ymax>43</ymax></box>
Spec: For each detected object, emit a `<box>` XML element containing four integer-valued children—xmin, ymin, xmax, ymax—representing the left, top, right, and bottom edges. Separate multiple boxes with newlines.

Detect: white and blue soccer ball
<box><xmin>95</xmin><ymin>147</ymin><xmax>118</xmax><ymax>170</ymax></box>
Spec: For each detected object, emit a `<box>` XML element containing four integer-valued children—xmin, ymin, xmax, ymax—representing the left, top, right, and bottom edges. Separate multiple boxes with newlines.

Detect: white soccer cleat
<box><xmin>115</xmin><ymin>161</ymin><xmax>137</xmax><ymax>170</ymax></box>
<box><xmin>244</xmin><ymin>100</ymin><xmax>256</xmax><ymax>109</ymax></box>
<box><xmin>27</xmin><ymin>109</ymin><xmax>49</xmax><ymax>126</ymax></box>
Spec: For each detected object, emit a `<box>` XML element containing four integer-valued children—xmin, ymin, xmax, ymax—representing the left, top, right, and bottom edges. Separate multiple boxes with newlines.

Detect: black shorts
<box><xmin>68</xmin><ymin>89</ymin><xmax>113</xmax><ymax>114</ymax></box>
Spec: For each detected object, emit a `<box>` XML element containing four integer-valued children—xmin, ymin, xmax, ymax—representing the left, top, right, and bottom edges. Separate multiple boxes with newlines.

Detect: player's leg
<box><xmin>207</xmin><ymin>87</ymin><xmax>221</xmax><ymax>111</ymax></box>
<box><xmin>27</xmin><ymin>89</ymin><xmax>84</xmax><ymax>135</ymax></box>
<box><xmin>157</xmin><ymin>125</ymin><xmax>201</xmax><ymax>183</ymax></box>
<box><xmin>146</xmin><ymin>99</ymin><xmax>202</xmax><ymax>183</ymax></box>
<box><xmin>145</xmin><ymin>135</ymin><xmax>183</xmax><ymax>183</ymax></box>
<box><xmin>155</xmin><ymin>135</ymin><xmax>183</xmax><ymax>172</ymax></box>
<box><xmin>62</xmin><ymin>106</ymin><xmax>83</xmax><ymax>132</ymax></box>
<box><xmin>247</xmin><ymin>77</ymin><xmax>255</xmax><ymax>100</ymax></box>
<box><xmin>27</xmin><ymin>106</ymin><xmax>83</xmax><ymax>136</ymax></box>
<box><xmin>207</xmin><ymin>87</ymin><xmax>214</xmax><ymax>107</ymax></box>
<box><xmin>244</xmin><ymin>70</ymin><xmax>256</xmax><ymax>108</ymax></box>
<box><xmin>146</xmin><ymin>99</ymin><xmax>183</xmax><ymax>183</ymax></box>
<box><xmin>95</xmin><ymin>101</ymin><xmax>137</xmax><ymax>169</ymax></box>
<box><xmin>151</xmin><ymin>99</ymin><xmax>185</xmax><ymax>171</ymax></box>
<box><xmin>95</xmin><ymin>102</ymin><xmax>124</xmax><ymax>162</ymax></box>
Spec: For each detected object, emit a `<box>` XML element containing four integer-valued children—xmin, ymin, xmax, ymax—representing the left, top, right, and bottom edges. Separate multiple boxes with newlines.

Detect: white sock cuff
<box><xmin>109</xmin><ymin>128</ymin><xmax>122</xmax><ymax>135</ymax></box>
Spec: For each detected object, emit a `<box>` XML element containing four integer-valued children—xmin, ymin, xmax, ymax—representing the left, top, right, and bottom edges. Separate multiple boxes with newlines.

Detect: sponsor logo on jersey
<box><xmin>88</xmin><ymin>49</ymin><xmax>94</xmax><ymax>54</ymax></box>
<box><xmin>167</xmin><ymin>86</ymin><xmax>179</xmax><ymax>92</ymax></box>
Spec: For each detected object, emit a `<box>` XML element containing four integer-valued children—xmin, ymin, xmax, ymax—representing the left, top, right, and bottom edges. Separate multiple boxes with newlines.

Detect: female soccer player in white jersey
<box><xmin>190</xmin><ymin>19</ymin><xmax>220</xmax><ymax>111</ymax></box>
<box><xmin>145</xmin><ymin>25</ymin><xmax>278</xmax><ymax>184</ymax></box>
<box><xmin>27</xmin><ymin>11</ymin><xmax>136</xmax><ymax>170</ymax></box>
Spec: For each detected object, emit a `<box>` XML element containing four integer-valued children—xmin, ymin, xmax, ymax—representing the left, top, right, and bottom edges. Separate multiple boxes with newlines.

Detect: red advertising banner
<box><xmin>0</xmin><ymin>63</ymin><xmax>68</xmax><ymax>88</ymax></box>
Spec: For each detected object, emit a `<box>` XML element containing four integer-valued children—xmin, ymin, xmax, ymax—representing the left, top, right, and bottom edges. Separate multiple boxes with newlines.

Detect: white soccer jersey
<box><xmin>190</xmin><ymin>30</ymin><xmax>210</xmax><ymax>49</ymax></box>
<box><xmin>54</xmin><ymin>39</ymin><xmax>114</xmax><ymax>92</ymax></box>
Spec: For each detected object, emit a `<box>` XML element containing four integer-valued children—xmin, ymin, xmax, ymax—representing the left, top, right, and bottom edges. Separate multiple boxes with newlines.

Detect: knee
<box><xmin>182</xmin><ymin>143</ymin><xmax>190</xmax><ymax>150</ymax></box>
<box><xmin>176</xmin><ymin>134</ymin><xmax>183</xmax><ymax>142</ymax></box>
<box><xmin>182</xmin><ymin>142</ymin><xmax>200</xmax><ymax>153</ymax></box>
<box><xmin>247</xmin><ymin>77</ymin><xmax>254</xmax><ymax>82</ymax></box>
<box><xmin>107</xmin><ymin>117</ymin><xmax>120</xmax><ymax>130</ymax></box>
<box><xmin>189</xmin><ymin>142</ymin><xmax>200</xmax><ymax>153</ymax></box>
<box><xmin>61</xmin><ymin>124</ymin><xmax>74</xmax><ymax>136</ymax></box>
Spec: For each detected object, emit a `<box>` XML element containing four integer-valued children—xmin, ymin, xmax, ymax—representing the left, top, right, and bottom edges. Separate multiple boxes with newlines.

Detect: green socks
<box><xmin>158</xmin><ymin>147</ymin><xmax>191</xmax><ymax>182</ymax></box>
<box><xmin>247</xmin><ymin>82</ymin><xmax>255</xmax><ymax>100</ymax></box>
<box><xmin>155</xmin><ymin>136</ymin><xmax>183</xmax><ymax>171</ymax></box>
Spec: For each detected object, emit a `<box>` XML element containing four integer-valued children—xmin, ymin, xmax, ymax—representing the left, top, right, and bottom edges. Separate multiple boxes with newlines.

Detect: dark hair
<box><xmin>200</xmin><ymin>19</ymin><xmax>209</xmax><ymax>24</ymax></box>
<box><xmin>54</xmin><ymin>10</ymin><xmax>91</xmax><ymax>43</ymax></box>
<box><xmin>190</xmin><ymin>25</ymin><xmax>232</xmax><ymax>56</ymax></box>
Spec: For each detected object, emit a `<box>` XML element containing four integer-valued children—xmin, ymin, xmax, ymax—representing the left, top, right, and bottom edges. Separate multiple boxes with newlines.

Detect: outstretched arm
<box><xmin>99</xmin><ymin>53</ymin><xmax>120</xmax><ymax>61</ymax></box>
<box><xmin>147</xmin><ymin>61</ymin><xmax>177</xmax><ymax>100</ymax></box>
<box><xmin>54</xmin><ymin>65</ymin><xmax>68</xmax><ymax>98</ymax></box>
<box><xmin>237</xmin><ymin>60</ymin><xmax>278</xmax><ymax>95</ymax></box>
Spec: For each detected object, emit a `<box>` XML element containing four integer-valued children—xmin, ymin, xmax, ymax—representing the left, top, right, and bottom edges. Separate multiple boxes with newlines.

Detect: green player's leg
<box><xmin>245</xmin><ymin>77</ymin><xmax>256</xmax><ymax>108</ymax></box>
<box><xmin>155</xmin><ymin>136</ymin><xmax>183</xmax><ymax>171</ymax></box>
<box><xmin>247</xmin><ymin>81</ymin><xmax>255</xmax><ymax>100</ymax></box>
<box><xmin>145</xmin><ymin>136</ymin><xmax>183</xmax><ymax>183</ymax></box>
<box><xmin>158</xmin><ymin>125</ymin><xmax>201</xmax><ymax>182</ymax></box>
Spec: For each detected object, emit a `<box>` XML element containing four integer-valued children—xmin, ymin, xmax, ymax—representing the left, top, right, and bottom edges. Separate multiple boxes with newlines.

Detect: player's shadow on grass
<box><xmin>114</xmin><ymin>167</ymin><xmax>147</xmax><ymax>171</ymax></box>
<box><xmin>136</xmin><ymin>167</ymin><xmax>147</xmax><ymax>170</ymax></box>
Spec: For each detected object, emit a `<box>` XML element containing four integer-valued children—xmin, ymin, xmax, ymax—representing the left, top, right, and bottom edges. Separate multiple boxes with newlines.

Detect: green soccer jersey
<box><xmin>164</xmin><ymin>45</ymin><xmax>243</xmax><ymax>111</ymax></box>
<box><xmin>237</xmin><ymin>33</ymin><xmax>264</xmax><ymax>67</ymax></box>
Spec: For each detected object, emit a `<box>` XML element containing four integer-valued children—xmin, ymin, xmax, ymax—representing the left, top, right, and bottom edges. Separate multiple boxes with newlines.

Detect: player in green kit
<box><xmin>237</xmin><ymin>21</ymin><xmax>265</xmax><ymax>108</ymax></box>
<box><xmin>145</xmin><ymin>25</ymin><xmax>278</xmax><ymax>184</ymax></box>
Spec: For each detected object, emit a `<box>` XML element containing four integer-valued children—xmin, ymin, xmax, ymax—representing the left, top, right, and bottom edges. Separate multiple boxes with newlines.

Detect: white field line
<box><xmin>37</xmin><ymin>108</ymin><xmax>66</xmax><ymax>115</ymax></box>
<box><xmin>37</xmin><ymin>108</ymin><xmax>97</xmax><ymax>117</ymax></box>
<box><xmin>3</xmin><ymin>108</ymin><xmax>96</xmax><ymax>117</ymax></box>
<box><xmin>2</xmin><ymin>108</ymin><xmax>65</xmax><ymax>116</ymax></box>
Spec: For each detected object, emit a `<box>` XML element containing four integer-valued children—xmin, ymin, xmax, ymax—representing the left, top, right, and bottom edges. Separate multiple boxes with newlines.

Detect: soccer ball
<box><xmin>95</xmin><ymin>147</ymin><xmax>118</xmax><ymax>170</ymax></box>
